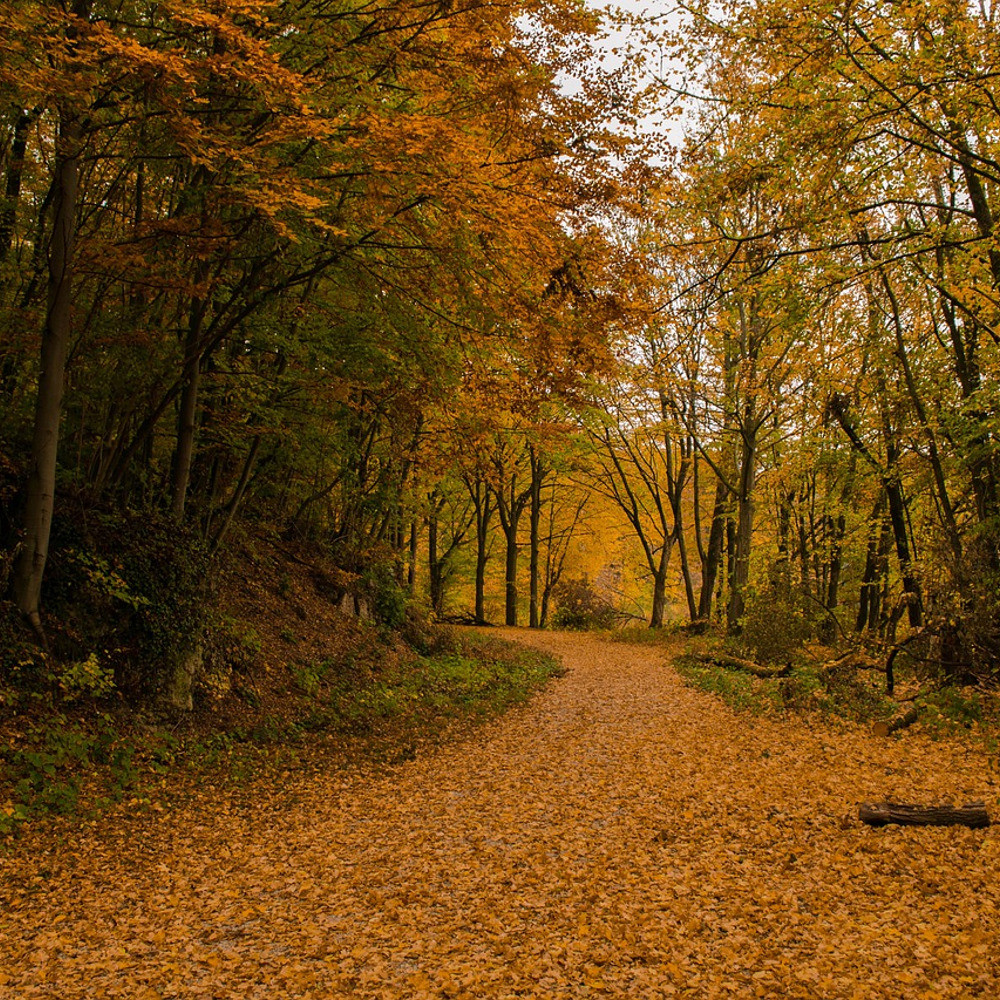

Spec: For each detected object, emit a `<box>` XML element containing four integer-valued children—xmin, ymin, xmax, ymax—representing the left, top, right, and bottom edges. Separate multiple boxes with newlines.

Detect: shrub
<box><xmin>46</xmin><ymin>652</ymin><xmax>116</xmax><ymax>702</ymax></box>
<box><xmin>737</xmin><ymin>588</ymin><xmax>815</xmax><ymax>664</ymax></box>
<box><xmin>552</xmin><ymin>576</ymin><xmax>619</xmax><ymax>630</ymax></box>
<box><xmin>199</xmin><ymin>614</ymin><xmax>261</xmax><ymax>699</ymax></box>
<box><xmin>361</xmin><ymin>561</ymin><xmax>409</xmax><ymax>630</ymax></box>
<box><xmin>41</xmin><ymin>503</ymin><xmax>211</xmax><ymax>702</ymax></box>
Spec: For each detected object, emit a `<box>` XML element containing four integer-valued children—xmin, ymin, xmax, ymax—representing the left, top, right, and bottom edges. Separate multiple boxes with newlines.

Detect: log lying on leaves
<box><xmin>872</xmin><ymin>705</ymin><xmax>921</xmax><ymax>737</ymax></box>
<box><xmin>859</xmin><ymin>801</ymin><xmax>991</xmax><ymax>829</ymax></box>
<box><xmin>822</xmin><ymin>651</ymin><xmax>884</xmax><ymax>673</ymax></box>
<box><xmin>693</xmin><ymin>652</ymin><xmax>792</xmax><ymax>678</ymax></box>
<box><xmin>439</xmin><ymin>612</ymin><xmax>493</xmax><ymax>626</ymax></box>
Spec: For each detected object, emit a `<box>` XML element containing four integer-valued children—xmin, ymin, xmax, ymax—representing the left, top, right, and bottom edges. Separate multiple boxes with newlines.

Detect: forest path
<box><xmin>2</xmin><ymin>630</ymin><xmax>999</xmax><ymax>999</ymax></box>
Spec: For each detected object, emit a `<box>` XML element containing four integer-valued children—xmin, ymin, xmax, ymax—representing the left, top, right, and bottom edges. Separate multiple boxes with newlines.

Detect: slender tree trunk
<box><xmin>12</xmin><ymin>99</ymin><xmax>83</xmax><ymax>637</ymax></box>
<box><xmin>675</xmin><ymin>522</ymin><xmax>697</xmax><ymax>621</ymax></box>
<box><xmin>496</xmin><ymin>474</ymin><xmax>531</xmax><ymax>628</ymax></box>
<box><xmin>857</xmin><ymin>492</ymin><xmax>888</xmax><ymax>633</ymax></box>
<box><xmin>698</xmin><ymin>479</ymin><xmax>728</xmax><ymax>620</ymax></box>
<box><xmin>171</xmin><ymin>286</ymin><xmax>208</xmax><ymax>519</ymax></box>
<box><xmin>727</xmin><ymin>429</ymin><xmax>757</xmax><ymax>633</ymax></box>
<box><xmin>475</xmin><ymin>531</ymin><xmax>489</xmax><ymax>622</ymax></box>
<box><xmin>528</xmin><ymin>449</ymin><xmax>544</xmax><ymax>628</ymax></box>
<box><xmin>465</xmin><ymin>477</ymin><xmax>494</xmax><ymax>624</ymax></box>
<box><xmin>209</xmin><ymin>434</ymin><xmax>261</xmax><ymax>555</ymax></box>
<box><xmin>650</xmin><ymin>548</ymin><xmax>669</xmax><ymax>628</ymax></box>
<box><xmin>0</xmin><ymin>107</ymin><xmax>37</xmax><ymax>270</ymax></box>
<box><xmin>503</xmin><ymin>516</ymin><xmax>519</xmax><ymax>626</ymax></box>
<box><xmin>826</xmin><ymin>514</ymin><xmax>845</xmax><ymax>611</ymax></box>
<box><xmin>428</xmin><ymin>502</ymin><xmax>443</xmax><ymax>615</ymax></box>
<box><xmin>830</xmin><ymin>395</ymin><xmax>922</xmax><ymax>628</ymax></box>
<box><xmin>407</xmin><ymin>520</ymin><xmax>417</xmax><ymax>593</ymax></box>
<box><xmin>885</xmin><ymin>461</ymin><xmax>922</xmax><ymax>628</ymax></box>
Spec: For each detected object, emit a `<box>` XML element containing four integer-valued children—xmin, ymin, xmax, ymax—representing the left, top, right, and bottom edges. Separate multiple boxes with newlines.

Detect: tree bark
<box><xmin>649</xmin><ymin>547</ymin><xmax>669</xmax><ymax>628</ymax></box>
<box><xmin>407</xmin><ymin>519</ymin><xmax>417</xmax><ymax>593</ymax></box>
<box><xmin>496</xmin><ymin>473</ymin><xmax>532</xmax><ymax>627</ymax></box>
<box><xmin>528</xmin><ymin>447</ymin><xmax>545</xmax><ymax>628</ymax></box>
<box><xmin>428</xmin><ymin>496</ymin><xmax>443</xmax><ymax>615</ymax></box>
<box><xmin>829</xmin><ymin>394</ymin><xmax>922</xmax><ymax>628</ymax></box>
<box><xmin>503</xmin><ymin>515</ymin><xmax>519</xmax><ymax>626</ymax></box>
<box><xmin>859</xmin><ymin>802</ymin><xmax>989</xmax><ymax>829</ymax></box>
<box><xmin>872</xmin><ymin>704</ymin><xmax>920</xmax><ymax>737</ymax></box>
<box><xmin>466</xmin><ymin>478</ymin><xmax>494</xmax><ymax>624</ymax></box>
<box><xmin>12</xmin><ymin>85</ymin><xmax>85</xmax><ymax>637</ymax></box>
<box><xmin>171</xmin><ymin>281</ymin><xmax>209</xmax><ymax>519</ymax></box>
<box><xmin>693</xmin><ymin>652</ymin><xmax>791</xmax><ymax>678</ymax></box>
<box><xmin>727</xmin><ymin>425</ymin><xmax>757</xmax><ymax>632</ymax></box>
<box><xmin>698</xmin><ymin>479</ymin><xmax>728</xmax><ymax>620</ymax></box>
<box><xmin>0</xmin><ymin>107</ymin><xmax>38</xmax><ymax>270</ymax></box>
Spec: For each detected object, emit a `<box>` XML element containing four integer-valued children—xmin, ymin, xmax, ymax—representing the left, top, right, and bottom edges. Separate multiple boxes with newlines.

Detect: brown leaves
<box><xmin>2</xmin><ymin>631</ymin><xmax>998</xmax><ymax>998</ymax></box>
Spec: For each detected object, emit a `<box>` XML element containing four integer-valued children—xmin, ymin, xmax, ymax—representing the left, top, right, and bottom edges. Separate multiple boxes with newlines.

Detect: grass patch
<box><xmin>671</xmin><ymin>651</ymin><xmax>896</xmax><ymax>723</ymax></box>
<box><xmin>1</xmin><ymin>629</ymin><xmax>561</xmax><ymax>841</ymax></box>
<box><xmin>672</xmin><ymin>654</ymin><xmax>784</xmax><ymax>715</ymax></box>
<box><xmin>322</xmin><ymin>631</ymin><xmax>563</xmax><ymax>736</ymax></box>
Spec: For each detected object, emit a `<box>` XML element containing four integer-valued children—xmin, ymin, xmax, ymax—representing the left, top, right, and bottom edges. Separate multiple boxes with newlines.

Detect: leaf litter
<box><xmin>1</xmin><ymin>630</ymin><xmax>998</xmax><ymax>998</ymax></box>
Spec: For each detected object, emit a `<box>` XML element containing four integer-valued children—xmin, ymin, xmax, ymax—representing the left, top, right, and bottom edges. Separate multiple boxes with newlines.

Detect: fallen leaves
<box><xmin>1</xmin><ymin>631</ymin><xmax>998</xmax><ymax>998</ymax></box>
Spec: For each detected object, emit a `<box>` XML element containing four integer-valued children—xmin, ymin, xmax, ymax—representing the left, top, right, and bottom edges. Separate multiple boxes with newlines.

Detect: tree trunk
<box><xmin>872</xmin><ymin>704</ymin><xmax>920</xmax><ymax>737</ymax></box>
<box><xmin>503</xmin><ymin>518</ymin><xmax>519</xmax><ymax>626</ymax></box>
<box><xmin>821</xmin><ymin>513</ymin><xmax>845</xmax><ymax>643</ymax></box>
<box><xmin>0</xmin><ymin>107</ymin><xmax>37</xmax><ymax>270</ymax></box>
<box><xmin>649</xmin><ymin>546</ymin><xmax>670</xmax><ymax>628</ymax></box>
<box><xmin>465</xmin><ymin>477</ymin><xmax>494</xmax><ymax>624</ymax></box>
<box><xmin>856</xmin><ymin>492</ymin><xmax>888</xmax><ymax>632</ymax></box>
<box><xmin>171</xmin><ymin>286</ymin><xmax>208</xmax><ymax>520</ymax></box>
<box><xmin>496</xmin><ymin>473</ymin><xmax>532</xmax><ymax>628</ymax></box>
<box><xmin>675</xmin><ymin>521</ymin><xmax>698</xmax><ymax>622</ymax></box>
<box><xmin>475</xmin><ymin>528</ymin><xmax>489</xmax><ymax>623</ymax></box>
<box><xmin>698</xmin><ymin>479</ymin><xmax>728</xmax><ymax>620</ymax></box>
<box><xmin>209</xmin><ymin>434</ymin><xmax>261</xmax><ymax>554</ymax></box>
<box><xmin>428</xmin><ymin>502</ymin><xmax>443</xmax><ymax>615</ymax></box>
<box><xmin>528</xmin><ymin>448</ymin><xmax>544</xmax><ymax>628</ymax></box>
<box><xmin>727</xmin><ymin>428</ymin><xmax>757</xmax><ymax>633</ymax></box>
<box><xmin>829</xmin><ymin>394</ymin><xmax>922</xmax><ymax>628</ymax></box>
<box><xmin>407</xmin><ymin>519</ymin><xmax>417</xmax><ymax>593</ymax></box>
<box><xmin>12</xmin><ymin>99</ymin><xmax>83</xmax><ymax>637</ymax></box>
<box><xmin>885</xmin><ymin>459</ymin><xmax>922</xmax><ymax>628</ymax></box>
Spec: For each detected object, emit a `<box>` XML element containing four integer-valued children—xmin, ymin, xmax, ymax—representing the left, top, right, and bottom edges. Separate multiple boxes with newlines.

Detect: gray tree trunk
<box><xmin>12</xmin><ymin>100</ymin><xmax>84</xmax><ymax>636</ymax></box>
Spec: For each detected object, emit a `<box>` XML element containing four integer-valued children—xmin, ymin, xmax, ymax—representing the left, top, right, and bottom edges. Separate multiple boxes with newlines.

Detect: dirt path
<box><xmin>2</xmin><ymin>631</ymin><xmax>998</xmax><ymax>999</ymax></box>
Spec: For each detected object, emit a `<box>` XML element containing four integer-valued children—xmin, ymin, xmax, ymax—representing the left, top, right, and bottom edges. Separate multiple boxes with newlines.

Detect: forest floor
<box><xmin>1</xmin><ymin>629</ymin><xmax>998</xmax><ymax>999</ymax></box>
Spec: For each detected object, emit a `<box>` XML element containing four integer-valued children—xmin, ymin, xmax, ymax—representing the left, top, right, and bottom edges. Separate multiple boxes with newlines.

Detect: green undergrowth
<box><xmin>671</xmin><ymin>648</ymin><xmax>997</xmax><ymax>739</ymax></box>
<box><xmin>0</xmin><ymin>629</ymin><xmax>561</xmax><ymax>841</ymax></box>
<box><xmin>611</xmin><ymin>625</ymin><xmax>996</xmax><ymax>736</ymax></box>
<box><xmin>290</xmin><ymin>630</ymin><xmax>563</xmax><ymax>742</ymax></box>
<box><xmin>671</xmin><ymin>654</ymin><xmax>891</xmax><ymax>721</ymax></box>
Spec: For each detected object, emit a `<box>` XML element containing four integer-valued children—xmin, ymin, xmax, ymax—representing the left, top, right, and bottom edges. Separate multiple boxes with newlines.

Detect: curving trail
<box><xmin>2</xmin><ymin>630</ymin><xmax>998</xmax><ymax>999</ymax></box>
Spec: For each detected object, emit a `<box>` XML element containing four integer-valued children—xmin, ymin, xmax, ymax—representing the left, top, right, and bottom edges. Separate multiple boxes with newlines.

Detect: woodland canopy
<box><xmin>2</xmin><ymin>0</ymin><xmax>999</xmax><ymax>700</ymax></box>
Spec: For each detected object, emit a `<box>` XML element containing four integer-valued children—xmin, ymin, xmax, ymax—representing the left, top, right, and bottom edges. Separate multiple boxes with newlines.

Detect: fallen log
<box><xmin>439</xmin><ymin>612</ymin><xmax>494</xmax><ymax>627</ymax></box>
<box><xmin>822</xmin><ymin>650</ymin><xmax>884</xmax><ymax>673</ymax></box>
<box><xmin>693</xmin><ymin>652</ymin><xmax>791</xmax><ymax>679</ymax></box>
<box><xmin>872</xmin><ymin>704</ymin><xmax>921</xmax><ymax>738</ymax></box>
<box><xmin>859</xmin><ymin>801</ymin><xmax>991</xmax><ymax>829</ymax></box>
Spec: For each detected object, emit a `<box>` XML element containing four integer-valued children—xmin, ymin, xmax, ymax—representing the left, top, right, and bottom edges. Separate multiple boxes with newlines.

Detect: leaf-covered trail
<box><xmin>2</xmin><ymin>631</ymin><xmax>998</xmax><ymax>999</ymax></box>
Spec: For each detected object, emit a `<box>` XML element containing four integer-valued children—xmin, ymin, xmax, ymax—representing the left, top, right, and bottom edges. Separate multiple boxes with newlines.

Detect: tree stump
<box><xmin>859</xmin><ymin>801</ymin><xmax>990</xmax><ymax>829</ymax></box>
